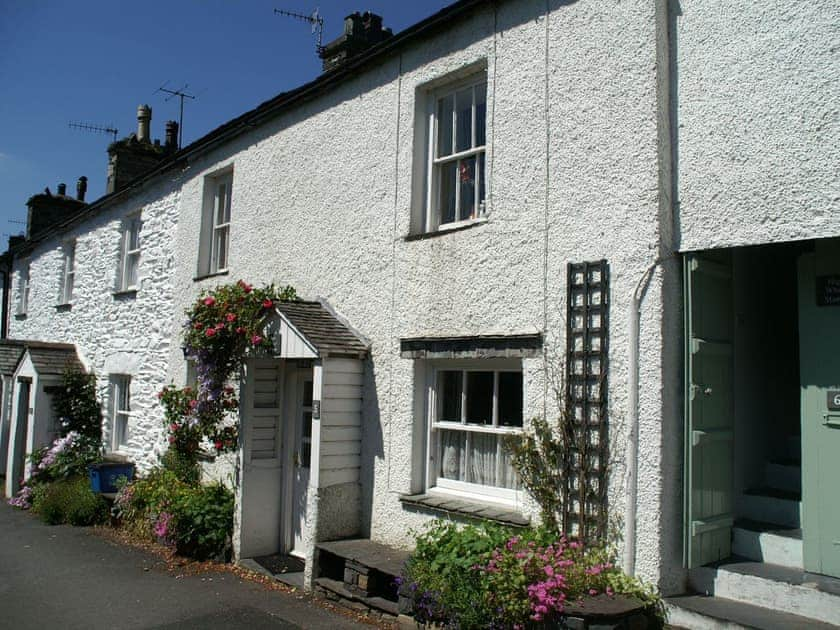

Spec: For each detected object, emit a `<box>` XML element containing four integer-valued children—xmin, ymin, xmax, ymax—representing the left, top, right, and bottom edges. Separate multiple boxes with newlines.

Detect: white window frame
<box><xmin>425</xmin><ymin>360</ymin><xmax>523</xmax><ymax>505</ymax></box>
<box><xmin>16</xmin><ymin>263</ymin><xmax>29</xmax><ymax>315</ymax></box>
<box><xmin>199</xmin><ymin>170</ymin><xmax>233</xmax><ymax>277</ymax></box>
<box><xmin>110</xmin><ymin>375</ymin><xmax>131</xmax><ymax>452</ymax></box>
<box><xmin>117</xmin><ymin>215</ymin><xmax>141</xmax><ymax>292</ymax></box>
<box><xmin>59</xmin><ymin>240</ymin><xmax>76</xmax><ymax>304</ymax></box>
<box><xmin>425</xmin><ymin>73</ymin><xmax>488</xmax><ymax>233</ymax></box>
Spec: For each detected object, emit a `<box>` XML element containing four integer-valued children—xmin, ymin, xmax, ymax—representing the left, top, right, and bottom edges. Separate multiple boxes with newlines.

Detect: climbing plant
<box><xmin>160</xmin><ymin>280</ymin><xmax>297</xmax><ymax>459</ymax></box>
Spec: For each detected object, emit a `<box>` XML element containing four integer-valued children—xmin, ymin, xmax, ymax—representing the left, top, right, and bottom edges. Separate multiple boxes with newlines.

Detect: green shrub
<box><xmin>52</xmin><ymin>367</ymin><xmax>103</xmax><ymax>441</ymax></box>
<box><xmin>31</xmin><ymin>477</ymin><xmax>108</xmax><ymax>526</ymax></box>
<box><xmin>172</xmin><ymin>482</ymin><xmax>234</xmax><ymax>561</ymax></box>
<box><xmin>161</xmin><ymin>447</ymin><xmax>201</xmax><ymax>485</ymax></box>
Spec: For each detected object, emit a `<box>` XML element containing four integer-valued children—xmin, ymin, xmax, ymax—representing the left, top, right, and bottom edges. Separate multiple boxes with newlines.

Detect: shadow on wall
<box><xmin>359</xmin><ymin>356</ymin><xmax>383</xmax><ymax>539</ymax></box>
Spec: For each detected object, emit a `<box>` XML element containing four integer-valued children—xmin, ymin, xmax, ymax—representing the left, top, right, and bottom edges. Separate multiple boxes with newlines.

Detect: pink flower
<box><xmin>193</xmin><ymin>322</ymin><xmax>203</xmax><ymax>330</ymax></box>
<box><xmin>169</xmin><ymin>423</ymin><xmax>178</xmax><ymax>431</ymax></box>
<box><xmin>205</xmin><ymin>328</ymin><xmax>216</xmax><ymax>337</ymax></box>
<box><xmin>262</xmin><ymin>298</ymin><xmax>273</xmax><ymax>308</ymax></box>
<box><xmin>214</xmin><ymin>440</ymin><xmax>223</xmax><ymax>451</ymax></box>
<box><xmin>251</xmin><ymin>335</ymin><xmax>263</xmax><ymax>344</ymax></box>
<box><xmin>203</xmin><ymin>296</ymin><xmax>216</xmax><ymax>306</ymax></box>
<box><xmin>235</xmin><ymin>326</ymin><xmax>244</xmax><ymax>334</ymax></box>
<box><xmin>189</xmin><ymin>399</ymin><xmax>198</xmax><ymax>409</ymax></box>
<box><xmin>589</xmin><ymin>589</ymin><xmax>598</xmax><ymax>596</ymax></box>
<box><xmin>225</xmin><ymin>313</ymin><xmax>236</xmax><ymax>322</ymax></box>
<box><xmin>214</xmin><ymin>322</ymin><xmax>224</xmax><ymax>330</ymax></box>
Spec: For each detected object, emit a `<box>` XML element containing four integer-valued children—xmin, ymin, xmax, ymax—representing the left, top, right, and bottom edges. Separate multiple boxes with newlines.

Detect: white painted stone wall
<box><xmin>676</xmin><ymin>0</ymin><xmax>840</xmax><ymax>251</ymax></box>
<box><xmin>166</xmin><ymin>0</ymin><xmax>674</xmax><ymax>590</ymax></box>
<box><xmin>8</xmin><ymin>178</ymin><xmax>184</xmax><ymax>471</ymax></box>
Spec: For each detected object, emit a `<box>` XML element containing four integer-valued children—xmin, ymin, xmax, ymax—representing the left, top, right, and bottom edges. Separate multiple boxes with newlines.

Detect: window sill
<box><xmin>194</xmin><ymin>270</ymin><xmax>229</xmax><ymax>282</ymax></box>
<box><xmin>55</xmin><ymin>303</ymin><xmax>72</xmax><ymax>312</ymax></box>
<box><xmin>112</xmin><ymin>289</ymin><xmax>138</xmax><ymax>300</ymax></box>
<box><xmin>404</xmin><ymin>216</ymin><xmax>488</xmax><ymax>242</ymax></box>
<box><xmin>400</xmin><ymin>492</ymin><xmax>529</xmax><ymax>527</ymax></box>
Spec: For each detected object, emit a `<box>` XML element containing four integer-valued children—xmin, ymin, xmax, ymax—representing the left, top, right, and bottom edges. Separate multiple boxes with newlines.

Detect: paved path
<box><xmin>0</xmin><ymin>501</ymin><xmax>372</xmax><ymax>629</ymax></box>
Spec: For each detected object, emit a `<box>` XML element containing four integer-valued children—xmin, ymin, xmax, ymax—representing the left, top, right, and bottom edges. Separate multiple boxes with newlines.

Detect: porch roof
<box><xmin>274</xmin><ymin>301</ymin><xmax>368</xmax><ymax>359</ymax></box>
<box><xmin>0</xmin><ymin>340</ymin><xmax>25</xmax><ymax>376</ymax></box>
<box><xmin>11</xmin><ymin>341</ymin><xmax>83</xmax><ymax>376</ymax></box>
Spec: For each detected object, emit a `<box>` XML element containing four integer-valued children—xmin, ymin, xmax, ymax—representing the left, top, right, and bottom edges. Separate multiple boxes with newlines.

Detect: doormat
<box><xmin>252</xmin><ymin>553</ymin><xmax>305</xmax><ymax>576</ymax></box>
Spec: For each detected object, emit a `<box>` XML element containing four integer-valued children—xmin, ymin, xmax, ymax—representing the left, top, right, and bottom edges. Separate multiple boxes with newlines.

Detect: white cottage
<box><xmin>3</xmin><ymin>0</ymin><xmax>838</xmax><ymax>626</ymax></box>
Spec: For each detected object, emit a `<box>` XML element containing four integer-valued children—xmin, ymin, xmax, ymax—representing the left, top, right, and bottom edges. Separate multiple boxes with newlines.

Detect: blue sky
<box><xmin>0</xmin><ymin>0</ymin><xmax>454</xmax><ymax>241</ymax></box>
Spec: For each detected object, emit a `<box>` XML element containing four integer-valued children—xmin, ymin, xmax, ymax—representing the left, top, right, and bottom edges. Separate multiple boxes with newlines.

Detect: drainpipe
<box><xmin>624</xmin><ymin>261</ymin><xmax>659</xmax><ymax>576</ymax></box>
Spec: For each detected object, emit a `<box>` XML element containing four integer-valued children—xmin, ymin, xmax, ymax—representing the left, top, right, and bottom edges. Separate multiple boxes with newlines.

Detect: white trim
<box><xmin>110</xmin><ymin>375</ymin><xmax>131</xmax><ymax>452</ymax></box>
<box><xmin>117</xmin><ymin>215</ymin><xmax>141</xmax><ymax>292</ymax></box>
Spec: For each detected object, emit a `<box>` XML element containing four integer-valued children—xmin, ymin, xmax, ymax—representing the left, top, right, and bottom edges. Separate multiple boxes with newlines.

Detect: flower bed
<box><xmin>399</xmin><ymin>520</ymin><xmax>664</xmax><ymax>629</ymax></box>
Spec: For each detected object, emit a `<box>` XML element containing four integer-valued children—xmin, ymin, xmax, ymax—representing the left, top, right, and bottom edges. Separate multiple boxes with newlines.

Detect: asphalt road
<box><xmin>0</xmin><ymin>501</ymin><xmax>372</xmax><ymax>629</ymax></box>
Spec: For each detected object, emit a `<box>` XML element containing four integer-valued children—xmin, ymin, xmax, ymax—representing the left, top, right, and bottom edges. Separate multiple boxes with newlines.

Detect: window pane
<box><xmin>438</xmin><ymin>371</ymin><xmax>462</xmax><ymax>422</ymax></box>
<box><xmin>455</xmin><ymin>87</ymin><xmax>473</xmax><ymax>152</ymax></box>
<box><xmin>478</xmin><ymin>152</ymin><xmax>486</xmax><ymax>215</ymax></box>
<box><xmin>118</xmin><ymin>379</ymin><xmax>130</xmax><ymax>412</ymax></box>
<box><xmin>303</xmin><ymin>380</ymin><xmax>313</xmax><ymax>406</ymax></box>
<box><xmin>439</xmin><ymin>429</ymin><xmax>466</xmax><ymax>481</ymax></box>
<box><xmin>214</xmin><ymin>227</ymin><xmax>228</xmax><ymax>271</ymax></box>
<box><xmin>436</xmin><ymin>94</ymin><xmax>454</xmax><ymax>157</ymax></box>
<box><xmin>498</xmin><ymin>372</ymin><xmax>523</xmax><ymax>427</ymax></box>
<box><xmin>475</xmin><ymin>82</ymin><xmax>487</xmax><ymax>147</ymax></box>
<box><xmin>126</xmin><ymin>253</ymin><xmax>139</xmax><ymax>288</ymax></box>
<box><xmin>498</xmin><ymin>440</ymin><xmax>520</xmax><ymax>490</ymax></box>
<box><xmin>466</xmin><ymin>371</ymin><xmax>493</xmax><ymax>425</ymax></box>
<box><xmin>468</xmin><ymin>432</ymin><xmax>496</xmax><ymax>486</ymax></box>
<box><xmin>128</xmin><ymin>222</ymin><xmax>140</xmax><ymax>250</ymax></box>
<box><xmin>458</xmin><ymin>157</ymin><xmax>476</xmax><ymax>221</ymax></box>
<box><xmin>438</xmin><ymin>162</ymin><xmax>457</xmax><ymax>225</ymax></box>
<box><xmin>302</xmin><ymin>411</ymin><xmax>312</xmax><ymax>439</ymax></box>
<box><xmin>216</xmin><ymin>183</ymin><xmax>230</xmax><ymax>224</ymax></box>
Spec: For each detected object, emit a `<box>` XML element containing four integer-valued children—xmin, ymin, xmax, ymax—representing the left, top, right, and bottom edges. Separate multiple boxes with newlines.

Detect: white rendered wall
<box><xmin>675</xmin><ymin>0</ymin><xmax>840</xmax><ymax>252</ymax></box>
<box><xmin>167</xmin><ymin>0</ymin><xmax>674</xmax><ymax>590</ymax></box>
<box><xmin>8</xmin><ymin>180</ymin><xmax>183</xmax><ymax>472</ymax></box>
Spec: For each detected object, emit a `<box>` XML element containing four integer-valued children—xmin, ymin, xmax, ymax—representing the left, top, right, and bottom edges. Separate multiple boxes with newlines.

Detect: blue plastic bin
<box><xmin>89</xmin><ymin>462</ymin><xmax>135</xmax><ymax>493</ymax></box>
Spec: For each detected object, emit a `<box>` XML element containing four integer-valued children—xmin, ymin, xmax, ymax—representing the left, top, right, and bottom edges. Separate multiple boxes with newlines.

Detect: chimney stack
<box><xmin>165</xmin><ymin>120</ymin><xmax>179</xmax><ymax>150</ymax></box>
<box><xmin>137</xmin><ymin>104</ymin><xmax>152</xmax><ymax>143</ymax></box>
<box><xmin>76</xmin><ymin>176</ymin><xmax>87</xmax><ymax>201</ymax></box>
<box><xmin>318</xmin><ymin>12</ymin><xmax>392</xmax><ymax>72</ymax></box>
<box><xmin>57</xmin><ymin>183</ymin><xmax>67</xmax><ymax>196</ymax></box>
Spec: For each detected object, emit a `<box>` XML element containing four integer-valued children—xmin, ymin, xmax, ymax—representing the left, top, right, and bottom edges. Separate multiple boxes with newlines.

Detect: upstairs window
<box><xmin>59</xmin><ymin>240</ymin><xmax>76</xmax><ymax>304</ymax></box>
<box><xmin>426</xmin><ymin>75</ymin><xmax>487</xmax><ymax>231</ymax></box>
<box><xmin>16</xmin><ymin>263</ymin><xmax>29</xmax><ymax>315</ymax></box>
<box><xmin>117</xmin><ymin>215</ymin><xmax>141</xmax><ymax>292</ymax></box>
<box><xmin>198</xmin><ymin>170</ymin><xmax>232</xmax><ymax>277</ymax></box>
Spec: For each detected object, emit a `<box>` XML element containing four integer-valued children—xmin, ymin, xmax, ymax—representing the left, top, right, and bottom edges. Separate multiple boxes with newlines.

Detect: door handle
<box><xmin>294</xmin><ymin>452</ymin><xmax>301</xmax><ymax>467</ymax></box>
<box><xmin>822</xmin><ymin>413</ymin><xmax>840</xmax><ymax>428</ymax></box>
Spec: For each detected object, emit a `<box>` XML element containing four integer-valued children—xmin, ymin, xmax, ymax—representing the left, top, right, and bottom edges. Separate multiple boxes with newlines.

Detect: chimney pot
<box><xmin>165</xmin><ymin>120</ymin><xmax>179</xmax><ymax>150</ymax></box>
<box><xmin>76</xmin><ymin>176</ymin><xmax>87</xmax><ymax>201</ymax></box>
<box><xmin>57</xmin><ymin>183</ymin><xmax>67</xmax><ymax>196</ymax></box>
<box><xmin>137</xmin><ymin>104</ymin><xmax>152</xmax><ymax>142</ymax></box>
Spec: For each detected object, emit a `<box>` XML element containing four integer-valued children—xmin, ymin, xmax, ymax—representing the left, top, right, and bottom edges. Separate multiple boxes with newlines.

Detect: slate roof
<box><xmin>277</xmin><ymin>301</ymin><xmax>368</xmax><ymax>358</ymax></box>
<box><xmin>0</xmin><ymin>340</ymin><xmax>26</xmax><ymax>376</ymax></box>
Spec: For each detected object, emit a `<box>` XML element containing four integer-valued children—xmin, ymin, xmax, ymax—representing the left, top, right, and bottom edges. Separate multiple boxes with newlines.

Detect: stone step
<box><xmin>731</xmin><ymin>520</ymin><xmax>802</xmax><ymax>569</ymax></box>
<box><xmin>738</xmin><ymin>488</ymin><xmax>801</xmax><ymax>529</ymax></box>
<box><xmin>666</xmin><ymin>594</ymin><xmax>838</xmax><ymax>629</ymax></box>
<box><xmin>764</xmin><ymin>460</ymin><xmax>801</xmax><ymax>494</ymax></box>
<box><xmin>688</xmin><ymin>560</ymin><xmax>840</xmax><ymax>626</ymax></box>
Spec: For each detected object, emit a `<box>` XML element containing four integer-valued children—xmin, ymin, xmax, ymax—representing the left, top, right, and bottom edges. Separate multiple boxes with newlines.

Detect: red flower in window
<box><xmin>459</xmin><ymin>161</ymin><xmax>473</xmax><ymax>184</ymax></box>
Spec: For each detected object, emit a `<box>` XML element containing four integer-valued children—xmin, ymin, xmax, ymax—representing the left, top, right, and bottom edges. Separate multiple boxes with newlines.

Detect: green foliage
<box><xmin>31</xmin><ymin>477</ymin><xmax>108</xmax><ymax>526</ymax></box>
<box><xmin>160</xmin><ymin>447</ymin><xmax>201</xmax><ymax>485</ymax></box>
<box><xmin>401</xmin><ymin>520</ymin><xmax>664</xmax><ymax>628</ymax></box>
<box><xmin>172</xmin><ymin>482</ymin><xmax>234</xmax><ymax>561</ymax></box>
<box><xmin>503</xmin><ymin>416</ymin><xmax>565</xmax><ymax>533</ymax></box>
<box><xmin>114</xmin><ymin>467</ymin><xmax>233</xmax><ymax>561</ymax></box>
<box><xmin>52</xmin><ymin>368</ymin><xmax>103</xmax><ymax>441</ymax></box>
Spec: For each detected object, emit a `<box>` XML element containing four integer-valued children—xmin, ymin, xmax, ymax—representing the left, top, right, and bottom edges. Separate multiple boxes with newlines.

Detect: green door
<box><xmin>684</xmin><ymin>252</ymin><xmax>735</xmax><ymax>568</ymax></box>
<box><xmin>798</xmin><ymin>243</ymin><xmax>840</xmax><ymax>578</ymax></box>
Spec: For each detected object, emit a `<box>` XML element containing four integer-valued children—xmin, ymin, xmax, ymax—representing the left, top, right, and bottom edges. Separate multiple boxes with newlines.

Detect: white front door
<box><xmin>290</xmin><ymin>374</ymin><xmax>313</xmax><ymax>557</ymax></box>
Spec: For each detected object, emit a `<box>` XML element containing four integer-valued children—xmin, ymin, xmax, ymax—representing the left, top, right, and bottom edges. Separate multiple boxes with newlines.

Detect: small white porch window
<box><xmin>199</xmin><ymin>170</ymin><xmax>232</xmax><ymax>277</ymax></box>
<box><xmin>16</xmin><ymin>263</ymin><xmax>29</xmax><ymax>315</ymax></box>
<box><xmin>59</xmin><ymin>240</ymin><xmax>76</xmax><ymax>304</ymax></box>
<box><xmin>117</xmin><ymin>215</ymin><xmax>141</xmax><ymax>292</ymax></box>
<box><xmin>425</xmin><ymin>75</ymin><xmax>487</xmax><ymax>231</ymax></box>
<box><xmin>427</xmin><ymin>363</ymin><xmax>522</xmax><ymax>503</ymax></box>
<box><xmin>110</xmin><ymin>375</ymin><xmax>131</xmax><ymax>451</ymax></box>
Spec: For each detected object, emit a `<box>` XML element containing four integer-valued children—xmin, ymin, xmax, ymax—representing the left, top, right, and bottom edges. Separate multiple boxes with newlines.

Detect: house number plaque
<box><xmin>828</xmin><ymin>391</ymin><xmax>840</xmax><ymax>411</ymax></box>
<box><xmin>816</xmin><ymin>276</ymin><xmax>840</xmax><ymax>306</ymax></box>
<box><xmin>312</xmin><ymin>400</ymin><xmax>321</xmax><ymax>420</ymax></box>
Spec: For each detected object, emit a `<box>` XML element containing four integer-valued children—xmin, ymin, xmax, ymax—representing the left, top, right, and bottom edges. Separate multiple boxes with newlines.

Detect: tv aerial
<box><xmin>68</xmin><ymin>121</ymin><xmax>119</xmax><ymax>143</ymax></box>
<box><xmin>274</xmin><ymin>7</ymin><xmax>324</xmax><ymax>53</ymax></box>
<box><xmin>156</xmin><ymin>82</ymin><xmax>197</xmax><ymax>149</ymax></box>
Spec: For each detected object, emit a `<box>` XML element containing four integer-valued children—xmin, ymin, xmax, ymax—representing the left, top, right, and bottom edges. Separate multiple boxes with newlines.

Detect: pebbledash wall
<box><xmin>8</xmin><ymin>180</ymin><xmax>183</xmax><ymax>467</ymax></box>
<box><xmin>168</xmin><ymin>0</ymin><xmax>677</xmax><ymax>589</ymax></box>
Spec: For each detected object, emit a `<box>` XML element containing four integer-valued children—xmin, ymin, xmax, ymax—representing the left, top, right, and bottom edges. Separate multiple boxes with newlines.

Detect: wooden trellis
<box><xmin>563</xmin><ymin>260</ymin><xmax>610</xmax><ymax>542</ymax></box>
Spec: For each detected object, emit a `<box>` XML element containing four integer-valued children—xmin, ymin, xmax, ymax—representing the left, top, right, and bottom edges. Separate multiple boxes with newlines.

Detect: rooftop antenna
<box><xmin>68</xmin><ymin>121</ymin><xmax>119</xmax><ymax>143</ymax></box>
<box><xmin>274</xmin><ymin>7</ymin><xmax>324</xmax><ymax>53</ymax></box>
<box><xmin>156</xmin><ymin>82</ymin><xmax>196</xmax><ymax>148</ymax></box>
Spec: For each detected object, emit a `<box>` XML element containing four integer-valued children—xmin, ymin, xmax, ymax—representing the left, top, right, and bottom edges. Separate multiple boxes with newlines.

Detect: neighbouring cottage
<box><xmin>2</xmin><ymin>1</ymin><xmax>838</xmax><ymax>626</ymax></box>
